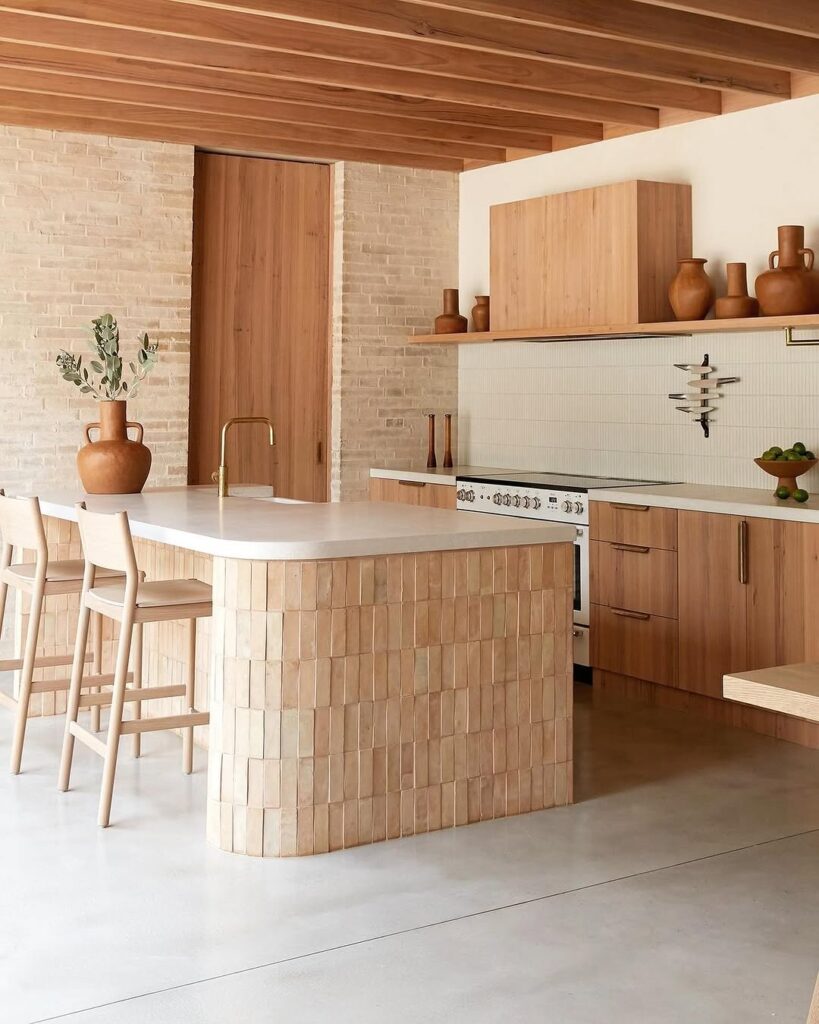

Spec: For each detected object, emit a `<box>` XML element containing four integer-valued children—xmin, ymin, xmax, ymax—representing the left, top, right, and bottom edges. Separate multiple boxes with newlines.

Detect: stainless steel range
<box><xmin>455</xmin><ymin>471</ymin><xmax>665</xmax><ymax>667</ymax></box>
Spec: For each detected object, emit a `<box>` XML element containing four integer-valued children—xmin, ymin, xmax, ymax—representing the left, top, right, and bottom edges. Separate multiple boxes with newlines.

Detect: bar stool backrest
<box><xmin>0</xmin><ymin>490</ymin><xmax>48</xmax><ymax>560</ymax></box>
<box><xmin>75</xmin><ymin>503</ymin><xmax>139</xmax><ymax>583</ymax></box>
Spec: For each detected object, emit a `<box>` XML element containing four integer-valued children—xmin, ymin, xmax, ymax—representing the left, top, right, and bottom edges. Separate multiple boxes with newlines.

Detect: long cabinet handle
<box><xmin>611</xmin><ymin>543</ymin><xmax>650</xmax><ymax>553</ymax></box>
<box><xmin>738</xmin><ymin>520</ymin><xmax>749</xmax><ymax>584</ymax></box>
<box><xmin>612</xmin><ymin>607</ymin><xmax>651</xmax><ymax>621</ymax></box>
<box><xmin>398</xmin><ymin>480</ymin><xmax>427</xmax><ymax>488</ymax></box>
<box><xmin>611</xmin><ymin>503</ymin><xmax>650</xmax><ymax>511</ymax></box>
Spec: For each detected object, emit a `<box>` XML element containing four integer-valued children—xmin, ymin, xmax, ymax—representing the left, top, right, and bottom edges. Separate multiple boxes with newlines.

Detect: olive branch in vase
<box><xmin>56</xmin><ymin>313</ymin><xmax>159</xmax><ymax>400</ymax></box>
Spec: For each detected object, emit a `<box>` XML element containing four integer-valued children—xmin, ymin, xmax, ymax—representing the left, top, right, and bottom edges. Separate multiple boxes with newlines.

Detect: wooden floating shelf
<box><xmin>409</xmin><ymin>314</ymin><xmax>819</xmax><ymax>345</ymax></box>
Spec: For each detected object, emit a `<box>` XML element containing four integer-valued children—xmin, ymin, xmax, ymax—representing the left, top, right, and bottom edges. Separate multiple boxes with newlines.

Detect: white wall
<box><xmin>458</xmin><ymin>95</ymin><xmax>819</xmax><ymax>489</ymax></box>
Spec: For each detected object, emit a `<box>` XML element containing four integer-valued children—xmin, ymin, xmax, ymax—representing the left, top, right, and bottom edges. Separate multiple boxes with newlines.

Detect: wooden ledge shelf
<box><xmin>724</xmin><ymin>662</ymin><xmax>819</xmax><ymax>722</ymax></box>
<box><xmin>410</xmin><ymin>314</ymin><xmax>819</xmax><ymax>345</ymax></box>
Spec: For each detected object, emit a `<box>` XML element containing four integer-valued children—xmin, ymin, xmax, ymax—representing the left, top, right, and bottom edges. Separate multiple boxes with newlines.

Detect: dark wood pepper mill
<box><xmin>443</xmin><ymin>413</ymin><xmax>454</xmax><ymax>468</ymax></box>
<box><xmin>427</xmin><ymin>413</ymin><xmax>437</xmax><ymax>468</ymax></box>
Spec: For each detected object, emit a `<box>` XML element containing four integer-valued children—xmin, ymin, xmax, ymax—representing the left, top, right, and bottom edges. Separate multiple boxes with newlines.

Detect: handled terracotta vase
<box><xmin>755</xmin><ymin>225</ymin><xmax>819</xmax><ymax>316</ymax></box>
<box><xmin>77</xmin><ymin>400</ymin><xmax>151</xmax><ymax>494</ymax></box>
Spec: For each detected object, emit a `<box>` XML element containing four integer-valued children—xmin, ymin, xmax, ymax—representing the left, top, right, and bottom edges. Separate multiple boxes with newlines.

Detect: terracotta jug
<box><xmin>77</xmin><ymin>400</ymin><xmax>151</xmax><ymax>494</ymax></box>
<box><xmin>668</xmin><ymin>258</ymin><xmax>715</xmax><ymax>320</ymax></box>
<box><xmin>755</xmin><ymin>226</ymin><xmax>819</xmax><ymax>316</ymax></box>
<box><xmin>471</xmin><ymin>295</ymin><xmax>490</xmax><ymax>332</ymax></box>
<box><xmin>434</xmin><ymin>288</ymin><xmax>467</xmax><ymax>334</ymax></box>
<box><xmin>715</xmin><ymin>262</ymin><xmax>759</xmax><ymax>319</ymax></box>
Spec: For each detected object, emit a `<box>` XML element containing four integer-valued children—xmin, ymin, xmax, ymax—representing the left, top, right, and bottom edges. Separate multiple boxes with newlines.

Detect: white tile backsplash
<box><xmin>458</xmin><ymin>329</ymin><xmax>819</xmax><ymax>489</ymax></box>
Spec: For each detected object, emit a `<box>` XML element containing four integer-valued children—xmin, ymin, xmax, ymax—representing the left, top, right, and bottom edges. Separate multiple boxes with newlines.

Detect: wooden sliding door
<box><xmin>189</xmin><ymin>152</ymin><xmax>331</xmax><ymax>500</ymax></box>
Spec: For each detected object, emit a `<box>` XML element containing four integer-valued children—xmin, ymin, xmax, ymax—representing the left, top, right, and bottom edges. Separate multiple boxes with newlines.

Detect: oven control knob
<box><xmin>512</xmin><ymin>494</ymin><xmax>521</xmax><ymax>507</ymax></box>
<box><xmin>562</xmin><ymin>500</ymin><xmax>574</xmax><ymax>513</ymax></box>
<box><xmin>464</xmin><ymin>489</ymin><xmax>474</xmax><ymax>502</ymax></box>
<box><xmin>532</xmin><ymin>497</ymin><xmax>541</xmax><ymax>511</ymax></box>
<box><xmin>523</xmin><ymin>496</ymin><xmax>530</xmax><ymax>509</ymax></box>
<box><xmin>502</xmin><ymin>494</ymin><xmax>511</xmax><ymax>506</ymax></box>
<box><xmin>493</xmin><ymin>492</ymin><xmax>502</xmax><ymax>505</ymax></box>
<box><xmin>574</xmin><ymin>500</ymin><xmax>584</xmax><ymax>515</ymax></box>
<box><xmin>456</xmin><ymin>488</ymin><xmax>465</xmax><ymax>501</ymax></box>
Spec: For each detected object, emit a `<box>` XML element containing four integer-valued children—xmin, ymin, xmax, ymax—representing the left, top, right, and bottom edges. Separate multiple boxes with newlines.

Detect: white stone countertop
<box><xmin>369</xmin><ymin>465</ymin><xmax>513</xmax><ymax>486</ymax></box>
<box><xmin>36</xmin><ymin>486</ymin><xmax>575</xmax><ymax>561</ymax></box>
<box><xmin>590</xmin><ymin>482</ymin><xmax>819</xmax><ymax>523</ymax></box>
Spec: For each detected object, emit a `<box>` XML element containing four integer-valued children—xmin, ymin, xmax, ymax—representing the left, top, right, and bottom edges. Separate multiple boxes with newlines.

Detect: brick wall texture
<box><xmin>331</xmin><ymin>162</ymin><xmax>459</xmax><ymax>501</ymax></box>
<box><xmin>0</xmin><ymin>124</ymin><xmax>194</xmax><ymax>495</ymax></box>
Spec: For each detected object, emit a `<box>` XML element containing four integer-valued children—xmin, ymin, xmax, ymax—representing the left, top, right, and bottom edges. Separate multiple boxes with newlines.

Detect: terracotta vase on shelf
<box><xmin>755</xmin><ymin>225</ymin><xmax>819</xmax><ymax>316</ymax></box>
<box><xmin>668</xmin><ymin>258</ymin><xmax>715</xmax><ymax>321</ymax></box>
<box><xmin>77</xmin><ymin>400</ymin><xmax>151</xmax><ymax>494</ymax></box>
<box><xmin>434</xmin><ymin>288</ymin><xmax>468</xmax><ymax>334</ymax></box>
<box><xmin>471</xmin><ymin>295</ymin><xmax>490</xmax><ymax>332</ymax></box>
<box><xmin>715</xmin><ymin>262</ymin><xmax>759</xmax><ymax>319</ymax></box>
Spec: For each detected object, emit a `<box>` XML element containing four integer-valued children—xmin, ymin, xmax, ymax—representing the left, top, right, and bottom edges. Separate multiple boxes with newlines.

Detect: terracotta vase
<box><xmin>77</xmin><ymin>400</ymin><xmax>151</xmax><ymax>494</ymax></box>
<box><xmin>715</xmin><ymin>262</ymin><xmax>759</xmax><ymax>319</ymax></box>
<box><xmin>755</xmin><ymin>225</ymin><xmax>819</xmax><ymax>316</ymax></box>
<box><xmin>668</xmin><ymin>258</ymin><xmax>715</xmax><ymax>321</ymax></box>
<box><xmin>434</xmin><ymin>288</ymin><xmax>467</xmax><ymax>334</ymax></box>
<box><xmin>471</xmin><ymin>295</ymin><xmax>490</xmax><ymax>332</ymax></box>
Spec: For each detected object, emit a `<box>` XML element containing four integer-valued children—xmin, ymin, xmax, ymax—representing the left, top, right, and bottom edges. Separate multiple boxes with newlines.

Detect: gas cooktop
<box><xmin>456</xmin><ymin>470</ymin><xmax>665</xmax><ymax>492</ymax></box>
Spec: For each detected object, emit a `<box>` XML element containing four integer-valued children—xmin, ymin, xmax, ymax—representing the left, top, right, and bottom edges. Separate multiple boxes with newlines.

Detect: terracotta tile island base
<box><xmin>32</xmin><ymin>489</ymin><xmax>575</xmax><ymax>856</ymax></box>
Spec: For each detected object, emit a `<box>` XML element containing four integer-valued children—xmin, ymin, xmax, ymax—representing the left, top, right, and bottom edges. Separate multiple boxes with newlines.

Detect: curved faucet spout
<box><xmin>215</xmin><ymin>416</ymin><xmax>276</xmax><ymax>498</ymax></box>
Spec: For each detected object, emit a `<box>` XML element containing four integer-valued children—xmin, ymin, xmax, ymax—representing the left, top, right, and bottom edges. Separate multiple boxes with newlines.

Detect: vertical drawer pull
<box><xmin>611</xmin><ymin>503</ymin><xmax>650</xmax><ymax>511</ymax></box>
<box><xmin>612</xmin><ymin>607</ymin><xmax>651</xmax><ymax>621</ymax></box>
<box><xmin>738</xmin><ymin>520</ymin><xmax>748</xmax><ymax>584</ymax></box>
<box><xmin>611</xmin><ymin>543</ymin><xmax>650</xmax><ymax>553</ymax></box>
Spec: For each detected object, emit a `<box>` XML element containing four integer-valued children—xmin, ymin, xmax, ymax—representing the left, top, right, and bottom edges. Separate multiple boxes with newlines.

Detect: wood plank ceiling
<box><xmin>0</xmin><ymin>0</ymin><xmax>815</xmax><ymax>171</ymax></box>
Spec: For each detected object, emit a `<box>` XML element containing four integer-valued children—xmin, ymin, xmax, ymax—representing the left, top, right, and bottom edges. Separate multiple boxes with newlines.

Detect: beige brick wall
<box><xmin>0</xmin><ymin>124</ymin><xmax>194</xmax><ymax>495</ymax></box>
<box><xmin>331</xmin><ymin>163</ymin><xmax>459</xmax><ymax>501</ymax></box>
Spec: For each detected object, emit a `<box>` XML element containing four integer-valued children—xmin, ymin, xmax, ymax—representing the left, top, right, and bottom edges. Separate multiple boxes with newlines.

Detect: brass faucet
<box><xmin>214</xmin><ymin>416</ymin><xmax>276</xmax><ymax>498</ymax></box>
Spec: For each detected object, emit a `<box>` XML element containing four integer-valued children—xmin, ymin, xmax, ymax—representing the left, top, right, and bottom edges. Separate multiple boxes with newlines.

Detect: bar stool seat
<box><xmin>87</xmin><ymin>578</ymin><xmax>212</xmax><ymax>620</ymax></box>
<box><xmin>4</xmin><ymin>559</ymin><xmax>123</xmax><ymax>590</ymax></box>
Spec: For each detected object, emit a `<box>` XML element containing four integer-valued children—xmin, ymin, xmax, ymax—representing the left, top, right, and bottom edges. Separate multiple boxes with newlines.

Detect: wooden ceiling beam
<box><xmin>0</xmin><ymin>64</ymin><xmax>555</xmax><ymax>152</ymax></box>
<box><xmin>631</xmin><ymin>1</ymin><xmax>819</xmax><ymax>38</ymax></box>
<box><xmin>408</xmin><ymin>0</ymin><xmax>819</xmax><ymax>73</ymax></box>
<box><xmin>0</xmin><ymin>41</ymin><xmax>604</xmax><ymax>139</ymax></box>
<box><xmin>0</xmin><ymin>85</ymin><xmax>500</xmax><ymax>163</ymax></box>
<box><xmin>0</xmin><ymin>7</ymin><xmax>661</xmax><ymax>125</ymax></box>
<box><xmin>0</xmin><ymin>0</ymin><xmax>722</xmax><ymax>113</ymax></box>
<box><xmin>0</xmin><ymin>102</ymin><xmax>466</xmax><ymax>171</ymax></box>
<box><xmin>189</xmin><ymin>0</ymin><xmax>789</xmax><ymax>97</ymax></box>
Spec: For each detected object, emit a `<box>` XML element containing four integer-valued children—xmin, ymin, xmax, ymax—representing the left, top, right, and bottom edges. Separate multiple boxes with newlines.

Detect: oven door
<box><xmin>573</xmin><ymin>524</ymin><xmax>589</xmax><ymax>626</ymax></box>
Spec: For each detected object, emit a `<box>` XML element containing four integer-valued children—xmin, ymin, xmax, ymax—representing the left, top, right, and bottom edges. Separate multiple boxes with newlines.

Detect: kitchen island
<box><xmin>30</xmin><ymin>488</ymin><xmax>575</xmax><ymax>856</ymax></box>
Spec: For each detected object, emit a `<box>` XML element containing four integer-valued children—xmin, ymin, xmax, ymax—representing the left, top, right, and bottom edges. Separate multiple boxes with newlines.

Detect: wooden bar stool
<box><xmin>59</xmin><ymin>503</ymin><xmax>211</xmax><ymax>827</ymax></box>
<box><xmin>0</xmin><ymin>490</ymin><xmax>125</xmax><ymax>774</ymax></box>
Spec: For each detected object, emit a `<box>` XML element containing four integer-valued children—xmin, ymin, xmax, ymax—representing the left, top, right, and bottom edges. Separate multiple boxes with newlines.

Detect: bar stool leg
<box><xmin>59</xmin><ymin>598</ymin><xmax>93</xmax><ymax>791</ymax></box>
<box><xmin>90</xmin><ymin>612</ymin><xmax>103</xmax><ymax>733</ymax></box>
<box><xmin>183</xmin><ymin>618</ymin><xmax>196</xmax><ymax>775</ymax></box>
<box><xmin>98</xmin><ymin>610</ymin><xmax>134</xmax><ymax>827</ymax></box>
<box><xmin>10</xmin><ymin>575</ymin><xmax>46</xmax><ymax>775</ymax></box>
<box><xmin>131</xmin><ymin>622</ymin><xmax>143</xmax><ymax>758</ymax></box>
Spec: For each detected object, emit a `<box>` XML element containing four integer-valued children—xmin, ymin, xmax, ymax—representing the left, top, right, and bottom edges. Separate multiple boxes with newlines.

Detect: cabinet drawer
<box><xmin>591</xmin><ymin>501</ymin><xmax>677</xmax><ymax>550</ymax></box>
<box><xmin>591</xmin><ymin>604</ymin><xmax>678</xmax><ymax>686</ymax></box>
<box><xmin>368</xmin><ymin>476</ymin><xmax>456</xmax><ymax>510</ymax></box>
<box><xmin>590</xmin><ymin>540</ymin><xmax>678</xmax><ymax>618</ymax></box>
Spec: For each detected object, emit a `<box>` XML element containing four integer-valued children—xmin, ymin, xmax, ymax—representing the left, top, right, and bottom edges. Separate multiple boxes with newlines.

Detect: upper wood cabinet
<box><xmin>490</xmin><ymin>180</ymin><xmax>692</xmax><ymax>331</ymax></box>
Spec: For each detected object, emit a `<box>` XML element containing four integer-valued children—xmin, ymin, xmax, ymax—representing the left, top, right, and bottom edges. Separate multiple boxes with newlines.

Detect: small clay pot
<box><xmin>715</xmin><ymin>262</ymin><xmax>759</xmax><ymax>319</ymax></box>
<box><xmin>434</xmin><ymin>288</ymin><xmax>467</xmax><ymax>334</ymax></box>
<box><xmin>668</xmin><ymin>258</ymin><xmax>715</xmax><ymax>321</ymax></box>
<box><xmin>471</xmin><ymin>295</ymin><xmax>490</xmax><ymax>332</ymax></box>
<box><xmin>77</xmin><ymin>400</ymin><xmax>151</xmax><ymax>494</ymax></box>
<box><xmin>755</xmin><ymin>226</ymin><xmax>819</xmax><ymax>316</ymax></box>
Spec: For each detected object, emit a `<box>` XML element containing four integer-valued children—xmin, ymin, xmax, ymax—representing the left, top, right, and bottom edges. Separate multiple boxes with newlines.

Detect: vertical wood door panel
<box><xmin>189</xmin><ymin>152</ymin><xmax>331</xmax><ymax>500</ymax></box>
<box><xmin>677</xmin><ymin>510</ymin><xmax>748</xmax><ymax>697</ymax></box>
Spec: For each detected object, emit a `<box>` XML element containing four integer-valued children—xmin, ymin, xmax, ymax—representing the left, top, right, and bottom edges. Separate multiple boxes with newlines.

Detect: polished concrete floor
<box><xmin>2</xmin><ymin>685</ymin><xmax>818</xmax><ymax>1024</ymax></box>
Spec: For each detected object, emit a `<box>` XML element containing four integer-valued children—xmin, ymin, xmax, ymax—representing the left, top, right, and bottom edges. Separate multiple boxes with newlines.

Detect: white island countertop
<box><xmin>37</xmin><ymin>487</ymin><xmax>575</xmax><ymax>561</ymax></box>
<box><xmin>590</xmin><ymin>482</ymin><xmax>819</xmax><ymax>523</ymax></box>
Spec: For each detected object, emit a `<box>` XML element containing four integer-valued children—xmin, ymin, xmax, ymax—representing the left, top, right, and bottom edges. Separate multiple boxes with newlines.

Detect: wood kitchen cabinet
<box><xmin>677</xmin><ymin>510</ymin><xmax>749</xmax><ymax>697</ymax></box>
<box><xmin>368</xmin><ymin>477</ymin><xmax>456</xmax><ymax>510</ymax></box>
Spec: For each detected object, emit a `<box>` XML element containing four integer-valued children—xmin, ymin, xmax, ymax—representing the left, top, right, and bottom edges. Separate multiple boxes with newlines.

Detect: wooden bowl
<box><xmin>754</xmin><ymin>457</ymin><xmax>817</xmax><ymax>494</ymax></box>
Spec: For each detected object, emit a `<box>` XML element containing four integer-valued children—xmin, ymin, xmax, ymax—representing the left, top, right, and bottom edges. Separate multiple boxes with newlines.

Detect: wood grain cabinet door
<box><xmin>368</xmin><ymin>478</ymin><xmax>456</xmax><ymax>509</ymax></box>
<box><xmin>677</xmin><ymin>510</ymin><xmax>748</xmax><ymax>697</ymax></box>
